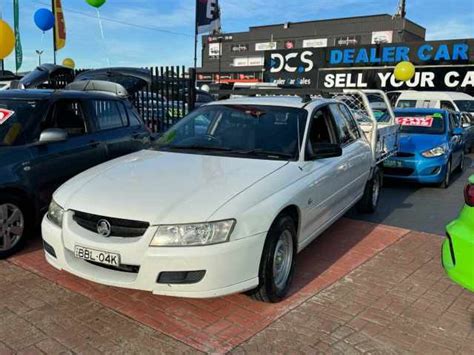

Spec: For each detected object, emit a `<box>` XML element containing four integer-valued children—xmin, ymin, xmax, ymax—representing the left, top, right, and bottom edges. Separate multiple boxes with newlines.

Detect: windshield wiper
<box><xmin>232</xmin><ymin>149</ymin><xmax>294</xmax><ymax>159</ymax></box>
<box><xmin>158</xmin><ymin>145</ymin><xmax>233</xmax><ymax>152</ymax></box>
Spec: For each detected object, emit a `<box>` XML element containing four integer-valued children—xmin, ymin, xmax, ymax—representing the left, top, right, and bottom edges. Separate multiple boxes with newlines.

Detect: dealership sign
<box><xmin>320</xmin><ymin>67</ymin><xmax>474</xmax><ymax>92</ymax></box>
<box><xmin>264</xmin><ymin>39</ymin><xmax>474</xmax><ymax>94</ymax></box>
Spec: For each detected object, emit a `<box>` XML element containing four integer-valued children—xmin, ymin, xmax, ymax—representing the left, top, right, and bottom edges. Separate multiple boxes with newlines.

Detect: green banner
<box><xmin>13</xmin><ymin>0</ymin><xmax>22</xmax><ymax>72</ymax></box>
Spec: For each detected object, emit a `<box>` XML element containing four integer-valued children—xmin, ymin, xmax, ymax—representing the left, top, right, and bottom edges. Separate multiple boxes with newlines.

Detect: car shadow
<box><xmin>286</xmin><ymin>218</ymin><xmax>385</xmax><ymax>297</ymax></box>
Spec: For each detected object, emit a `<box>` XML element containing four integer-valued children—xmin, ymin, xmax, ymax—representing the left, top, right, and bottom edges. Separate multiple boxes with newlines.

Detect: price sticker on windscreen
<box><xmin>0</xmin><ymin>109</ymin><xmax>15</xmax><ymax>125</ymax></box>
<box><xmin>396</xmin><ymin>116</ymin><xmax>434</xmax><ymax>127</ymax></box>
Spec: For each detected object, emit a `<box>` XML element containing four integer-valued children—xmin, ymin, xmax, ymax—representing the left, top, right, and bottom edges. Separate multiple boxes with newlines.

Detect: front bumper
<box><xmin>41</xmin><ymin>213</ymin><xmax>265</xmax><ymax>298</ymax></box>
<box><xmin>442</xmin><ymin>210</ymin><xmax>474</xmax><ymax>292</ymax></box>
<box><xmin>383</xmin><ymin>154</ymin><xmax>448</xmax><ymax>184</ymax></box>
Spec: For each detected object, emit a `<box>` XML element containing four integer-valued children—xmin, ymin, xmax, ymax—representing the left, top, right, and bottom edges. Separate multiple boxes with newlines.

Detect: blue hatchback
<box><xmin>384</xmin><ymin>108</ymin><xmax>465</xmax><ymax>188</ymax></box>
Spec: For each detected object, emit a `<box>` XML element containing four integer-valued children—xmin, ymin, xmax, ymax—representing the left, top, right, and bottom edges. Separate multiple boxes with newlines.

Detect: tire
<box><xmin>0</xmin><ymin>193</ymin><xmax>30</xmax><ymax>259</ymax></box>
<box><xmin>439</xmin><ymin>160</ymin><xmax>451</xmax><ymax>189</ymax></box>
<box><xmin>357</xmin><ymin>167</ymin><xmax>382</xmax><ymax>214</ymax></box>
<box><xmin>457</xmin><ymin>152</ymin><xmax>465</xmax><ymax>173</ymax></box>
<box><xmin>248</xmin><ymin>215</ymin><xmax>297</xmax><ymax>303</ymax></box>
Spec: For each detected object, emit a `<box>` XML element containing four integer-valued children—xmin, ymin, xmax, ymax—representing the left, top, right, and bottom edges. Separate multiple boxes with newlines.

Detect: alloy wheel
<box><xmin>0</xmin><ymin>203</ymin><xmax>25</xmax><ymax>252</ymax></box>
<box><xmin>273</xmin><ymin>229</ymin><xmax>294</xmax><ymax>291</ymax></box>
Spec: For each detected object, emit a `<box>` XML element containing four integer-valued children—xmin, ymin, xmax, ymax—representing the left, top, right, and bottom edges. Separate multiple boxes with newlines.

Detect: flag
<box><xmin>196</xmin><ymin>0</ymin><xmax>221</xmax><ymax>34</ymax></box>
<box><xmin>13</xmin><ymin>0</ymin><xmax>22</xmax><ymax>71</ymax></box>
<box><xmin>53</xmin><ymin>0</ymin><xmax>66</xmax><ymax>50</ymax></box>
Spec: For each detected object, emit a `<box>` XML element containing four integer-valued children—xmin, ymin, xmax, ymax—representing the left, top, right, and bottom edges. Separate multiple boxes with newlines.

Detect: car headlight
<box><xmin>422</xmin><ymin>145</ymin><xmax>447</xmax><ymax>158</ymax></box>
<box><xmin>150</xmin><ymin>220</ymin><xmax>236</xmax><ymax>247</ymax></box>
<box><xmin>47</xmin><ymin>200</ymin><xmax>65</xmax><ymax>227</ymax></box>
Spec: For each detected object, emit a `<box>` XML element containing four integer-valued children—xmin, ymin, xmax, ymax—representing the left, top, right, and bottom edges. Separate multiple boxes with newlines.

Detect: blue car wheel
<box><xmin>440</xmin><ymin>159</ymin><xmax>452</xmax><ymax>189</ymax></box>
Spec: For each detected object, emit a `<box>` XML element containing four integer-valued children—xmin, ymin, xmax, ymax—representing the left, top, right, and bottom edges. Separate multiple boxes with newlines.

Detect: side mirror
<box><xmin>39</xmin><ymin>128</ymin><xmax>68</xmax><ymax>143</ymax></box>
<box><xmin>453</xmin><ymin>127</ymin><xmax>464</xmax><ymax>136</ymax></box>
<box><xmin>307</xmin><ymin>143</ymin><xmax>343</xmax><ymax>160</ymax></box>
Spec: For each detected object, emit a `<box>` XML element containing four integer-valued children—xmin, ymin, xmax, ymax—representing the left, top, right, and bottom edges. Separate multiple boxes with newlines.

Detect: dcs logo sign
<box><xmin>270</xmin><ymin>51</ymin><xmax>315</xmax><ymax>73</ymax></box>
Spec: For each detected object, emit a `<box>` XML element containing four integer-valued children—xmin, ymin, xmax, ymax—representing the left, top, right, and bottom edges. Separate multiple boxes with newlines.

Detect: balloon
<box><xmin>0</xmin><ymin>20</ymin><xmax>15</xmax><ymax>60</ymax></box>
<box><xmin>34</xmin><ymin>8</ymin><xmax>55</xmax><ymax>32</ymax></box>
<box><xmin>394</xmin><ymin>61</ymin><xmax>416</xmax><ymax>82</ymax></box>
<box><xmin>86</xmin><ymin>0</ymin><xmax>106</xmax><ymax>8</ymax></box>
<box><xmin>62</xmin><ymin>58</ymin><xmax>76</xmax><ymax>69</ymax></box>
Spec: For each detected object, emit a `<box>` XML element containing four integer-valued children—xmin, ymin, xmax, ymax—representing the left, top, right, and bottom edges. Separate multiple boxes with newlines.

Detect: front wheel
<box><xmin>248</xmin><ymin>215</ymin><xmax>297</xmax><ymax>303</ymax></box>
<box><xmin>357</xmin><ymin>167</ymin><xmax>382</xmax><ymax>214</ymax></box>
<box><xmin>439</xmin><ymin>160</ymin><xmax>452</xmax><ymax>189</ymax></box>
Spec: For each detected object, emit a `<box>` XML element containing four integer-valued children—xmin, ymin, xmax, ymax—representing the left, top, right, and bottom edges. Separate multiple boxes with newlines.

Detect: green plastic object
<box><xmin>442</xmin><ymin>175</ymin><xmax>474</xmax><ymax>292</ymax></box>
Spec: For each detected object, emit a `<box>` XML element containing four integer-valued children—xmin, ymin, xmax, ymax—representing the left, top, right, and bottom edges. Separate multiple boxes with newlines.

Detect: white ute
<box><xmin>42</xmin><ymin>90</ymin><xmax>398</xmax><ymax>302</ymax></box>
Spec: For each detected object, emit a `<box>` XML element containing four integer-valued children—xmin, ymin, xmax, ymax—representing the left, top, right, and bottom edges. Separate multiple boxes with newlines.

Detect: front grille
<box><xmin>384</xmin><ymin>167</ymin><xmax>414</xmax><ymax>176</ymax></box>
<box><xmin>396</xmin><ymin>152</ymin><xmax>415</xmax><ymax>158</ymax></box>
<box><xmin>73</xmin><ymin>211</ymin><xmax>149</xmax><ymax>238</ymax></box>
<box><xmin>85</xmin><ymin>260</ymin><xmax>140</xmax><ymax>274</ymax></box>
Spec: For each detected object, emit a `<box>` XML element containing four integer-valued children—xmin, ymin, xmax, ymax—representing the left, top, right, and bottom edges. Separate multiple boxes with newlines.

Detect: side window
<box><xmin>329</xmin><ymin>104</ymin><xmax>353</xmax><ymax>145</ymax></box>
<box><xmin>338</xmin><ymin>104</ymin><xmax>361</xmax><ymax>140</ymax></box>
<box><xmin>441</xmin><ymin>101</ymin><xmax>456</xmax><ymax>111</ymax></box>
<box><xmin>306</xmin><ymin>105</ymin><xmax>338</xmax><ymax>151</ymax></box>
<box><xmin>91</xmin><ymin>100</ymin><xmax>125</xmax><ymax>131</ymax></box>
<box><xmin>44</xmin><ymin>100</ymin><xmax>87</xmax><ymax>137</ymax></box>
<box><xmin>117</xmin><ymin>102</ymin><xmax>129</xmax><ymax>127</ymax></box>
<box><xmin>448</xmin><ymin>113</ymin><xmax>459</xmax><ymax>131</ymax></box>
<box><xmin>128</xmin><ymin>106</ymin><xmax>145</xmax><ymax>127</ymax></box>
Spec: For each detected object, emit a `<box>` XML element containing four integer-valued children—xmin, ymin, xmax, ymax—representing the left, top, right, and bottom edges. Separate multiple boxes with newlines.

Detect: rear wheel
<box><xmin>0</xmin><ymin>194</ymin><xmax>30</xmax><ymax>259</ymax></box>
<box><xmin>357</xmin><ymin>167</ymin><xmax>382</xmax><ymax>214</ymax></box>
<box><xmin>248</xmin><ymin>215</ymin><xmax>297</xmax><ymax>303</ymax></box>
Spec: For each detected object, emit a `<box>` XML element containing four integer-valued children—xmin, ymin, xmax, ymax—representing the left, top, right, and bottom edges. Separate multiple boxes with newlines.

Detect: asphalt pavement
<box><xmin>348</xmin><ymin>153</ymin><xmax>473</xmax><ymax>236</ymax></box>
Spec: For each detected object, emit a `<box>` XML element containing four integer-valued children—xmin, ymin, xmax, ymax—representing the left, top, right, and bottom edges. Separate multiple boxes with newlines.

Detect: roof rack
<box><xmin>210</xmin><ymin>83</ymin><xmax>338</xmax><ymax>102</ymax></box>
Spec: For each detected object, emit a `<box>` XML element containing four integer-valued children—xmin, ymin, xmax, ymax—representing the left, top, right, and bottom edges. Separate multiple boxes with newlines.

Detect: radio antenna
<box><xmin>395</xmin><ymin>0</ymin><xmax>407</xmax><ymax>18</ymax></box>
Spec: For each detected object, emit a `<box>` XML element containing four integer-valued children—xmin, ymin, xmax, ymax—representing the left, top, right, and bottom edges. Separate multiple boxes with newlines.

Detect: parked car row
<box><xmin>0</xmin><ymin>68</ymin><xmax>153</xmax><ymax>258</ymax></box>
<box><xmin>1</xmin><ymin>79</ymin><xmax>473</xmax><ymax>301</ymax></box>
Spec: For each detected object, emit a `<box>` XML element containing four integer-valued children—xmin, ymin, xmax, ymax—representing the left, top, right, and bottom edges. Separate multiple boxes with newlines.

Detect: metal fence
<box><xmin>48</xmin><ymin>66</ymin><xmax>196</xmax><ymax>133</ymax></box>
<box><xmin>130</xmin><ymin>66</ymin><xmax>196</xmax><ymax>133</ymax></box>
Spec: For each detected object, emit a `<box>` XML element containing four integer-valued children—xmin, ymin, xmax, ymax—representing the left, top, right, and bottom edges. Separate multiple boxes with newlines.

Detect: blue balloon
<box><xmin>34</xmin><ymin>8</ymin><xmax>55</xmax><ymax>32</ymax></box>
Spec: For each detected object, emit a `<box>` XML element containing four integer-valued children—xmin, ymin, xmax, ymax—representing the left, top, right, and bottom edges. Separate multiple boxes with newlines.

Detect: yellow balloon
<box><xmin>62</xmin><ymin>58</ymin><xmax>76</xmax><ymax>69</ymax></box>
<box><xmin>0</xmin><ymin>20</ymin><xmax>15</xmax><ymax>60</ymax></box>
<box><xmin>394</xmin><ymin>61</ymin><xmax>415</xmax><ymax>82</ymax></box>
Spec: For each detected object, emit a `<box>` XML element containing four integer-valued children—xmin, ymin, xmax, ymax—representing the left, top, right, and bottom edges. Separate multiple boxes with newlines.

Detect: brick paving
<box><xmin>1</xmin><ymin>220</ymin><xmax>473</xmax><ymax>354</ymax></box>
<box><xmin>9</xmin><ymin>219</ymin><xmax>407</xmax><ymax>353</ymax></box>
<box><xmin>234</xmin><ymin>232</ymin><xmax>474</xmax><ymax>354</ymax></box>
<box><xmin>0</xmin><ymin>261</ymin><xmax>194</xmax><ymax>354</ymax></box>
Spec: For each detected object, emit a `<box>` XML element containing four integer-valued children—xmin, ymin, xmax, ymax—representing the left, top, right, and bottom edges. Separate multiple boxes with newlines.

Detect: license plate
<box><xmin>74</xmin><ymin>246</ymin><xmax>120</xmax><ymax>267</ymax></box>
<box><xmin>384</xmin><ymin>160</ymin><xmax>403</xmax><ymax>168</ymax></box>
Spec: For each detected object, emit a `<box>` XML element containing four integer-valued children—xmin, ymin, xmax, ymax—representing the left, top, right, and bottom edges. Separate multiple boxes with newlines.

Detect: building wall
<box><xmin>199</xmin><ymin>14</ymin><xmax>426</xmax><ymax>77</ymax></box>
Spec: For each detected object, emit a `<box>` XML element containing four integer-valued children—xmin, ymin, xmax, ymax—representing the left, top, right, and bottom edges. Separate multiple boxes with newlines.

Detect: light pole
<box><xmin>35</xmin><ymin>50</ymin><xmax>44</xmax><ymax>66</ymax></box>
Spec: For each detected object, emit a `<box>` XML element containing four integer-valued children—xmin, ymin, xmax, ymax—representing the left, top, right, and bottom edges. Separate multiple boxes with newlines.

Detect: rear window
<box><xmin>395</xmin><ymin>112</ymin><xmax>446</xmax><ymax>135</ymax></box>
<box><xmin>397</xmin><ymin>100</ymin><xmax>416</xmax><ymax>108</ymax></box>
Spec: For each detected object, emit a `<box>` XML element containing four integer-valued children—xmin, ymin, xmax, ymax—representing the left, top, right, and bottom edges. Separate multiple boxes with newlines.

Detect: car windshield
<box><xmin>0</xmin><ymin>99</ymin><xmax>45</xmax><ymax>146</ymax></box>
<box><xmin>455</xmin><ymin>100</ymin><xmax>474</xmax><ymax>112</ymax></box>
<box><xmin>154</xmin><ymin>104</ymin><xmax>307</xmax><ymax>160</ymax></box>
<box><xmin>395</xmin><ymin>112</ymin><xmax>446</xmax><ymax>135</ymax></box>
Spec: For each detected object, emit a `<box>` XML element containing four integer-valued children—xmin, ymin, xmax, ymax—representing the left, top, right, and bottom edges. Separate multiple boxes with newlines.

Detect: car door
<box><xmin>85</xmin><ymin>99</ymin><xmax>150</xmax><ymax>160</ymax></box>
<box><xmin>299</xmin><ymin>104</ymin><xmax>350</xmax><ymax>244</ymax></box>
<box><xmin>334</xmin><ymin>103</ymin><xmax>372</xmax><ymax>201</ymax></box>
<box><xmin>28</xmin><ymin>98</ymin><xmax>108</xmax><ymax>211</ymax></box>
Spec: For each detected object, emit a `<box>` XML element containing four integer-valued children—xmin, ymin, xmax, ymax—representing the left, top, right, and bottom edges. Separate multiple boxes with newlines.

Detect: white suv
<box><xmin>42</xmin><ymin>95</ymin><xmax>383</xmax><ymax>302</ymax></box>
